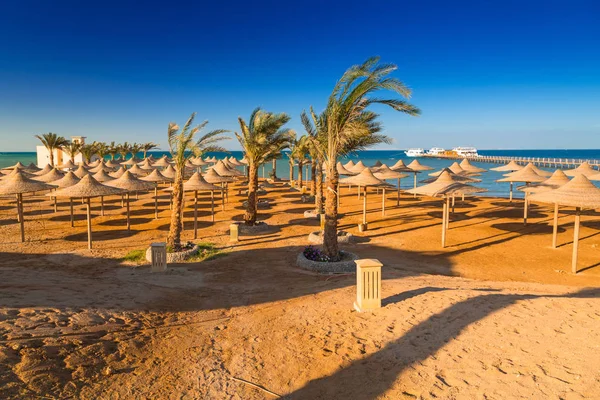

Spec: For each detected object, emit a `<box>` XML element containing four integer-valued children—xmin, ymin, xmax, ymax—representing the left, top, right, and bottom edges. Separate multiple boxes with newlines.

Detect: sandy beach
<box><xmin>0</xmin><ymin>180</ymin><xmax>599</xmax><ymax>398</ymax></box>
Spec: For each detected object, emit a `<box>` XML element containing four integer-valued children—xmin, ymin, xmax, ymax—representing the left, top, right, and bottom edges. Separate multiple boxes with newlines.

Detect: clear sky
<box><xmin>1</xmin><ymin>0</ymin><xmax>599</xmax><ymax>152</ymax></box>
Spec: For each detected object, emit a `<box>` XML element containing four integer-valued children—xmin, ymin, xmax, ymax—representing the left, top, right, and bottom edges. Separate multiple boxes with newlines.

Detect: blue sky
<box><xmin>0</xmin><ymin>0</ymin><xmax>598</xmax><ymax>151</ymax></box>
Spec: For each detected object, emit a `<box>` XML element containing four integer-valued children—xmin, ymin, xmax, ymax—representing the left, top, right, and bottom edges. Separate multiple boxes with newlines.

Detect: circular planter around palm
<box><xmin>242</xmin><ymin>199</ymin><xmax>270</xmax><ymax>209</ymax></box>
<box><xmin>232</xmin><ymin>221</ymin><xmax>271</xmax><ymax>235</ymax></box>
<box><xmin>145</xmin><ymin>244</ymin><xmax>199</xmax><ymax>263</ymax></box>
<box><xmin>296</xmin><ymin>251</ymin><xmax>359</xmax><ymax>274</ymax></box>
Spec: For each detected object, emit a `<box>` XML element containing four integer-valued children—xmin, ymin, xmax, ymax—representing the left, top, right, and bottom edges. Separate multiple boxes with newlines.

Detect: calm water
<box><xmin>3</xmin><ymin>149</ymin><xmax>599</xmax><ymax>199</ymax></box>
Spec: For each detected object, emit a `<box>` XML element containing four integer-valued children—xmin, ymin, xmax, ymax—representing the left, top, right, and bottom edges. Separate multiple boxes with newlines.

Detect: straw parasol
<box><xmin>59</xmin><ymin>160</ymin><xmax>77</xmax><ymax>170</ymax></box>
<box><xmin>105</xmin><ymin>171</ymin><xmax>154</xmax><ymax>230</ymax></box>
<box><xmin>0</xmin><ymin>171</ymin><xmax>57</xmax><ymax>242</ymax></box>
<box><xmin>50</xmin><ymin>175</ymin><xmax>126</xmax><ymax>249</ymax></box>
<box><xmin>52</xmin><ymin>172</ymin><xmax>81</xmax><ymax>227</ymax></box>
<box><xmin>229</xmin><ymin>157</ymin><xmax>243</xmax><ymax>167</ymax></box>
<box><xmin>406</xmin><ymin>171</ymin><xmax>487</xmax><ymax>247</ymax></box>
<box><xmin>191</xmin><ymin>157</ymin><xmax>210</xmax><ymax>167</ymax></box>
<box><xmin>497</xmin><ymin>163</ymin><xmax>545</xmax><ymax>203</ymax></box>
<box><xmin>527</xmin><ymin>163</ymin><xmax>552</xmax><ymax>177</ymax></box>
<box><xmin>110</xmin><ymin>166</ymin><xmax>126</xmax><ymax>179</ymax></box>
<box><xmin>205</xmin><ymin>156</ymin><xmax>217</xmax><ymax>163</ymax></box>
<box><xmin>26</xmin><ymin>163</ymin><xmax>41</xmax><ymax>172</ymax></box>
<box><xmin>92</xmin><ymin>170</ymin><xmax>115</xmax><ymax>215</ymax></box>
<box><xmin>239</xmin><ymin>156</ymin><xmax>249</xmax><ymax>165</ymax></box>
<box><xmin>459</xmin><ymin>159</ymin><xmax>487</xmax><ymax>173</ymax></box>
<box><xmin>340</xmin><ymin>168</ymin><xmax>392</xmax><ymax>229</ymax></box>
<box><xmin>518</xmin><ymin>169</ymin><xmax>570</xmax><ymax>194</ymax></box>
<box><xmin>127</xmin><ymin>164</ymin><xmax>149</xmax><ymax>176</ymax></box>
<box><xmin>140</xmin><ymin>169</ymin><xmax>173</xmax><ymax>219</ymax></box>
<box><xmin>162</xmin><ymin>165</ymin><xmax>177</xmax><ymax>179</ymax></box>
<box><xmin>137</xmin><ymin>158</ymin><xmax>155</xmax><ymax>169</ymax></box>
<box><xmin>406</xmin><ymin>160</ymin><xmax>433</xmax><ymax>197</ymax></box>
<box><xmin>349</xmin><ymin>161</ymin><xmax>368</xmax><ymax>174</ymax></box>
<box><xmin>33</xmin><ymin>164</ymin><xmax>53</xmax><ymax>176</ymax></box>
<box><xmin>121</xmin><ymin>157</ymin><xmax>140</xmax><ymax>166</ymax></box>
<box><xmin>529</xmin><ymin>175</ymin><xmax>600</xmax><ymax>273</ymax></box>
<box><xmin>105</xmin><ymin>159</ymin><xmax>121</xmax><ymax>169</ymax></box>
<box><xmin>32</xmin><ymin>168</ymin><xmax>65</xmax><ymax>182</ymax></box>
<box><xmin>564</xmin><ymin>161</ymin><xmax>598</xmax><ymax>178</ymax></box>
<box><xmin>343</xmin><ymin>160</ymin><xmax>355</xmax><ymax>170</ymax></box>
<box><xmin>211</xmin><ymin>160</ymin><xmax>244</xmax><ymax>177</ymax></box>
<box><xmin>429</xmin><ymin>162</ymin><xmax>479</xmax><ymax>178</ymax></box>
<box><xmin>2</xmin><ymin>161</ymin><xmax>27</xmax><ymax>171</ymax></box>
<box><xmin>336</xmin><ymin>162</ymin><xmax>356</xmax><ymax>176</ymax></box>
<box><xmin>88</xmin><ymin>161</ymin><xmax>112</xmax><ymax>174</ymax></box>
<box><xmin>73</xmin><ymin>165</ymin><xmax>91</xmax><ymax>179</ymax></box>
<box><xmin>374</xmin><ymin>164</ymin><xmax>409</xmax><ymax>208</ymax></box>
<box><xmin>173</xmin><ymin>172</ymin><xmax>221</xmax><ymax>239</ymax></box>
<box><xmin>152</xmin><ymin>156</ymin><xmax>172</xmax><ymax>168</ymax></box>
<box><xmin>390</xmin><ymin>159</ymin><xmax>412</xmax><ymax>172</ymax></box>
<box><xmin>421</xmin><ymin>168</ymin><xmax>481</xmax><ymax>184</ymax></box>
<box><xmin>87</xmin><ymin>159</ymin><xmax>101</xmax><ymax>168</ymax></box>
<box><xmin>371</xmin><ymin>160</ymin><xmax>383</xmax><ymax>168</ymax></box>
<box><xmin>204</xmin><ymin>168</ymin><xmax>235</xmax><ymax>210</ymax></box>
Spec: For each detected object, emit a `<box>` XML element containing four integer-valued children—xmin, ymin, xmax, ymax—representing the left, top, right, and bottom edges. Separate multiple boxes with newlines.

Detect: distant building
<box><xmin>36</xmin><ymin>136</ymin><xmax>96</xmax><ymax>167</ymax></box>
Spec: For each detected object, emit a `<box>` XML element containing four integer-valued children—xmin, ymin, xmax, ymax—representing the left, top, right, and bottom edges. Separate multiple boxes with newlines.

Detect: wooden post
<box><xmin>54</xmin><ymin>195</ymin><xmax>58</xmax><ymax>213</ymax></box>
<box><xmin>381</xmin><ymin>187</ymin><xmax>386</xmax><ymax>216</ymax></box>
<box><xmin>413</xmin><ymin>173</ymin><xmax>417</xmax><ymax>198</ymax></box>
<box><xmin>193</xmin><ymin>190</ymin><xmax>198</xmax><ymax>240</ymax></box>
<box><xmin>86</xmin><ymin>198</ymin><xmax>92</xmax><ymax>250</ymax></box>
<box><xmin>509</xmin><ymin>182</ymin><xmax>513</xmax><ymax>202</ymax></box>
<box><xmin>126</xmin><ymin>192</ymin><xmax>131</xmax><ymax>231</ymax></box>
<box><xmin>451</xmin><ymin>195</ymin><xmax>455</xmax><ymax>213</ymax></box>
<box><xmin>397</xmin><ymin>178</ymin><xmax>401</xmax><ymax>206</ymax></box>
<box><xmin>523</xmin><ymin>192</ymin><xmax>528</xmax><ymax>225</ymax></box>
<box><xmin>211</xmin><ymin>190</ymin><xmax>215</xmax><ymax>223</ymax></box>
<box><xmin>552</xmin><ymin>203</ymin><xmax>558</xmax><ymax>248</ymax></box>
<box><xmin>17</xmin><ymin>193</ymin><xmax>25</xmax><ymax>242</ymax></box>
<box><xmin>70</xmin><ymin>198</ymin><xmax>74</xmax><ymax>227</ymax></box>
<box><xmin>221</xmin><ymin>184</ymin><xmax>225</xmax><ymax>211</ymax></box>
<box><xmin>154</xmin><ymin>185</ymin><xmax>158</xmax><ymax>219</ymax></box>
<box><xmin>441</xmin><ymin>198</ymin><xmax>447</xmax><ymax>248</ymax></box>
<box><xmin>357</xmin><ymin>185</ymin><xmax>360</xmax><ymax>199</ymax></box>
<box><xmin>100</xmin><ymin>196</ymin><xmax>104</xmax><ymax>216</ymax></box>
<box><xmin>572</xmin><ymin>207</ymin><xmax>581</xmax><ymax>274</ymax></box>
<box><xmin>363</xmin><ymin>187</ymin><xmax>367</xmax><ymax>225</ymax></box>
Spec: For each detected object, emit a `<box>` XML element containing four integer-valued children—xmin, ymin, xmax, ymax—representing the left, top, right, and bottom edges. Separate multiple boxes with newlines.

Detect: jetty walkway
<box><xmin>423</xmin><ymin>154</ymin><xmax>600</xmax><ymax>169</ymax></box>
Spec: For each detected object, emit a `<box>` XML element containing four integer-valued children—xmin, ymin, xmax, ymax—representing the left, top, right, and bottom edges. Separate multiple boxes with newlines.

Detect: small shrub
<box><xmin>187</xmin><ymin>242</ymin><xmax>224</xmax><ymax>262</ymax></box>
<box><xmin>303</xmin><ymin>245</ymin><xmax>334</xmax><ymax>262</ymax></box>
<box><xmin>122</xmin><ymin>249</ymin><xmax>145</xmax><ymax>263</ymax></box>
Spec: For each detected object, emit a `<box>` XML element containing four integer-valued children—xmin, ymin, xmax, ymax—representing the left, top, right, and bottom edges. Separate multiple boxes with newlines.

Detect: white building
<box><xmin>36</xmin><ymin>136</ymin><xmax>92</xmax><ymax>167</ymax></box>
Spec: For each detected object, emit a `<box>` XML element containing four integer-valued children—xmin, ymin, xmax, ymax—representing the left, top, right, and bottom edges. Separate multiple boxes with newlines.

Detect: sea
<box><xmin>2</xmin><ymin>149</ymin><xmax>600</xmax><ymax>199</ymax></box>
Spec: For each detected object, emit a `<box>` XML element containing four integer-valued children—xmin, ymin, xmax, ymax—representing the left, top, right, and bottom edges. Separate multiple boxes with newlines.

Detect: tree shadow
<box><xmin>63</xmin><ymin>229</ymin><xmax>139</xmax><ymax>242</ymax></box>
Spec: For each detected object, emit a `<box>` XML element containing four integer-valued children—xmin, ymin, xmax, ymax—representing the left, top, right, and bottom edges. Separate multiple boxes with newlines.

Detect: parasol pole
<box><xmin>381</xmin><ymin>187</ymin><xmax>386</xmax><ymax>216</ymax></box>
<box><xmin>86</xmin><ymin>198</ymin><xmax>92</xmax><ymax>249</ymax></box>
<box><xmin>397</xmin><ymin>178</ymin><xmax>401</xmax><ymax>206</ymax></box>
<box><xmin>126</xmin><ymin>192</ymin><xmax>131</xmax><ymax>231</ymax></box>
<box><xmin>552</xmin><ymin>203</ymin><xmax>559</xmax><ymax>249</ymax></box>
<box><xmin>413</xmin><ymin>172</ymin><xmax>417</xmax><ymax>198</ymax></box>
<box><xmin>193</xmin><ymin>190</ymin><xmax>198</xmax><ymax>239</ymax></box>
<box><xmin>441</xmin><ymin>198</ymin><xmax>447</xmax><ymax>248</ymax></box>
<box><xmin>211</xmin><ymin>190</ymin><xmax>215</xmax><ymax>223</ymax></box>
<box><xmin>70</xmin><ymin>198</ymin><xmax>74</xmax><ymax>227</ymax></box>
<box><xmin>17</xmin><ymin>193</ymin><xmax>25</xmax><ymax>242</ymax></box>
<box><xmin>154</xmin><ymin>184</ymin><xmax>158</xmax><ymax>219</ymax></box>
<box><xmin>572</xmin><ymin>207</ymin><xmax>581</xmax><ymax>274</ymax></box>
<box><xmin>363</xmin><ymin>187</ymin><xmax>367</xmax><ymax>226</ymax></box>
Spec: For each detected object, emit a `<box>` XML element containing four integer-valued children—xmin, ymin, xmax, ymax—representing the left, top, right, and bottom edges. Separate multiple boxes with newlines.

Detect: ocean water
<box><xmin>2</xmin><ymin>149</ymin><xmax>599</xmax><ymax>199</ymax></box>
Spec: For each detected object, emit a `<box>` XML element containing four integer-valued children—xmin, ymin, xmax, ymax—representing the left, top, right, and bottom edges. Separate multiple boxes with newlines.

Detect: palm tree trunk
<box><xmin>289</xmin><ymin>160</ymin><xmax>294</xmax><ymax>184</ymax></box>
<box><xmin>310</xmin><ymin>163</ymin><xmax>316</xmax><ymax>196</ymax></box>
<box><xmin>323</xmin><ymin>164</ymin><xmax>340</xmax><ymax>260</ymax></box>
<box><xmin>272</xmin><ymin>158</ymin><xmax>277</xmax><ymax>179</ymax></box>
<box><xmin>315</xmin><ymin>161</ymin><xmax>324</xmax><ymax>214</ymax></box>
<box><xmin>245</xmin><ymin>163</ymin><xmax>259</xmax><ymax>225</ymax></box>
<box><xmin>298</xmin><ymin>161</ymin><xmax>303</xmax><ymax>188</ymax></box>
<box><xmin>167</xmin><ymin>167</ymin><xmax>185</xmax><ymax>250</ymax></box>
<box><xmin>49</xmin><ymin>149</ymin><xmax>55</xmax><ymax>167</ymax></box>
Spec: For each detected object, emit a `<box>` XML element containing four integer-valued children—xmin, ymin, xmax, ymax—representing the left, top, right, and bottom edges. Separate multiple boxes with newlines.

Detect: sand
<box><xmin>0</xmin><ymin>180</ymin><xmax>599</xmax><ymax>398</ymax></box>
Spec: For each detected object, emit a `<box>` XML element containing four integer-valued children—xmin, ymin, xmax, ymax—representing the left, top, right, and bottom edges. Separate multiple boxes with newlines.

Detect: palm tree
<box><xmin>118</xmin><ymin>142</ymin><xmax>130</xmax><ymax>160</ymax></box>
<box><xmin>79</xmin><ymin>143</ymin><xmax>98</xmax><ymax>163</ymax></box>
<box><xmin>167</xmin><ymin>113</ymin><xmax>228</xmax><ymax>250</ymax></box>
<box><xmin>108</xmin><ymin>142</ymin><xmax>119</xmax><ymax>160</ymax></box>
<box><xmin>62</xmin><ymin>141</ymin><xmax>81</xmax><ymax>163</ymax></box>
<box><xmin>94</xmin><ymin>142</ymin><xmax>109</xmax><ymax>160</ymax></box>
<box><xmin>235</xmin><ymin>108</ymin><xmax>293</xmax><ymax>226</ymax></box>
<box><xmin>301</xmin><ymin>111</ymin><xmax>325</xmax><ymax>209</ymax></box>
<box><xmin>129</xmin><ymin>143</ymin><xmax>143</xmax><ymax>159</ymax></box>
<box><xmin>312</xmin><ymin>57</ymin><xmax>420</xmax><ymax>260</ymax></box>
<box><xmin>34</xmin><ymin>133</ymin><xmax>68</xmax><ymax>166</ymax></box>
<box><xmin>142</xmin><ymin>142</ymin><xmax>159</xmax><ymax>159</ymax></box>
<box><xmin>291</xmin><ymin>135</ymin><xmax>310</xmax><ymax>189</ymax></box>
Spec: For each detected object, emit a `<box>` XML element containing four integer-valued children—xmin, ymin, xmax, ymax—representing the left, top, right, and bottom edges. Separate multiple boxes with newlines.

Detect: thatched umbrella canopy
<box><xmin>0</xmin><ymin>171</ymin><xmax>56</xmax><ymax>242</ymax></box>
<box><xmin>73</xmin><ymin>165</ymin><xmax>91</xmax><ymax>178</ymax></box>
<box><xmin>88</xmin><ymin>161</ymin><xmax>110</xmax><ymax>174</ymax></box>
<box><xmin>91</xmin><ymin>170</ymin><xmax>115</xmax><ymax>216</ymax></box>
<box><xmin>203</xmin><ymin>156</ymin><xmax>216</xmax><ymax>163</ymax></box>
<box><xmin>527</xmin><ymin>163</ymin><xmax>552</xmax><ymax>177</ymax></box>
<box><xmin>349</xmin><ymin>161</ymin><xmax>368</xmax><ymax>174</ymax></box>
<box><xmin>58</xmin><ymin>160</ymin><xmax>77</xmax><ymax>170</ymax></box>
<box><xmin>405</xmin><ymin>159</ymin><xmax>433</xmax><ymax>196</ymax></box>
<box><xmin>25</xmin><ymin>163</ymin><xmax>41</xmax><ymax>172</ymax></box>
<box><xmin>50</xmin><ymin>175</ymin><xmax>126</xmax><ymax>249</ymax></box>
<box><xmin>169</xmin><ymin>172</ymin><xmax>221</xmax><ymax>239</ymax></box>
<box><xmin>33</xmin><ymin>164</ymin><xmax>53</xmax><ymax>176</ymax></box>
<box><xmin>459</xmin><ymin>159</ymin><xmax>487</xmax><ymax>173</ymax></box>
<box><xmin>421</xmin><ymin>168</ymin><xmax>481</xmax><ymax>184</ymax></box>
<box><xmin>343</xmin><ymin>160</ymin><xmax>355</xmax><ymax>170</ymax></box>
<box><xmin>371</xmin><ymin>160</ymin><xmax>383</xmax><ymax>168</ymax></box>
<box><xmin>105</xmin><ymin>171</ymin><xmax>154</xmax><ymax>230</ymax></box>
<box><xmin>127</xmin><ymin>164</ymin><xmax>149</xmax><ymax>176</ymax></box>
<box><xmin>87</xmin><ymin>159</ymin><xmax>101</xmax><ymax>167</ymax></box>
<box><xmin>374</xmin><ymin>164</ymin><xmax>409</xmax><ymax>207</ymax></box>
<box><xmin>490</xmin><ymin>160</ymin><xmax>523</xmax><ymax>172</ymax></box>
<box><xmin>152</xmin><ymin>156</ymin><xmax>172</xmax><ymax>168</ymax></box>
<box><xmin>2</xmin><ymin>161</ymin><xmax>27</xmax><ymax>171</ymax></box>
<box><xmin>140</xmin><ymin>169</ymin><xmax>173</xmax><ymax>219</ymax></box>
<box><xmin>564</xmin><ymin>161</ymin><xmax>598</xmax><ymax>178</ymax></box>
<box><xmin>137</xmin><ymin>158</ymin><xmax>155</xmax><ymax>169</ymax></box>
<box><xmin>239</xmin><ymin>156</ymin><xmax>249</xmax><ymax>165</ymax></box>
<box><xmin>162</xmin><ymin>165</ymin><xmax>177</xmax><ymax>179</ymax></box>
<box><xmin>497</xmin><ymin>164</ymin><xmax>545</xmax><ymax>212</ymax></box>
<box><xmin>52</xmin><ymin>172</ymin><xmax>81</xmax><ymax>226</ymax></box>
<box><xmin>204</xmin><ymin>169</ymin><xmax>235</xmax><ymax>210</ymax></box>
<box><xmin>336</xmin><ymin>162</ymin><xmax>356</xmax><ymax>176</ymax></box>
<box><xmin>105</xmin><ymin>159</ymin><xmax>121</xmax><ymax>169</ymax></box>
<box><xmin>109</xmin><ymin>166</ymin><xmax>126</xmax><ymax>179</ymax></box>
<box><xmin>211</xmin><ymin>160</ymin><xmax>244</xmax><ymax>177</ymax></box>
<box><xmin>529</xmin><ymin>175</ymin><xmax>600</xmax><ymax>273</ymax></box>
<box><xmin>191</xmin><ymin>157</ymin><xmax>210</xmax><ymax>167</ymax></box>
<box><xmin>340</xmin><ymin>168</ymin><xmax>392</xmax><ymax>229</ymax></box>
<box><xmin>32</xmin><ymin>168</ymin><xmax>65</xmax><ymax>182</ymax></box>
<box><xmin>429</xmin><ymin>162</ymin><xmax>479</xmax><ymax>178</ymax></box>
<box><xmin>518</xmin><ymin>170</ymin><xmax>570</xmax><ymax>194</ymax></box>
<box><xmin>407</xmin><ymin>171</ymin><xmax>487</xmax><ymax>247</ymax></box>
<box><xmin>389</xmin><ymin>159</ymin><xmax>410</xmax><ymax>171</ymax></box>
<box><xmin>229</xmin><ymin>157</ymin><xmax>243</xmax><ymax>167</ymax></box>
<box><xmin>1</xmin><ymin>168</ymin><xmax>35</xmax><ymax>179</ymax></box>
<box><xmin>121</xmin><ymin>157</ymin><xmax>140</xmax><ymax>166</ymax></box>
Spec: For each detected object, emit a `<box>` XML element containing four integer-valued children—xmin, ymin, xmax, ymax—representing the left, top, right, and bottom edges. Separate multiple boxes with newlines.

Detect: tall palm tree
<box><xmin>62</xmin><ymin>141</ymin><xmax>81</xmax><ymax>163</ymax></box>
<box><xmin>311</xmin><ymin>57</ymin><xmax>420</xmax><ymax>260</ymax></box>
<box><xmin>235</xmin><ymin>108</ymin><xmax>293</xmax><ymax>226</ymax></box>
<box><xmin>108</xmin><ymin>142</ymin><xmax>119</xmax><ymax>160</ymax></box>
<box><xmin>167</xmin><ymin>113</ymin><xmax>228</xmax><ymax>250</ymax></box>
<box><xmin>79</xmin><ymin>143</ymin><xmax>98</xmax><ymax>163</ymax></box>
<box><xmin>129</xmin><ymin>143</ymin><xmax>143</xmax><ymax>159</ymax></box>
<box><xmin>291</xmin><ymin>135</ymin><xmax>310</xmax><ymax>189</ymax></box>
<box><xmin>118</xmin><ymin>142</ymin><xmax>130</xmax><ymax>160</ymax></box>
<box><xmin>34</xmin><ymin>132</ymin><xmax>68</xmax><ymax>166</ymax></box>
<box><xmin>142</xmin><ymin>142</ymin><xmax>159</xmax><ymax>159</ymax></box>
<box><xmin>94</xmin><ymin>142</ymin><xmax>109</xmax><ymax>160</ymax></box>
<box><xmin>301</xmin><ymin>111</ymin><xmax>325</xmax><ymax>210</ymax></box>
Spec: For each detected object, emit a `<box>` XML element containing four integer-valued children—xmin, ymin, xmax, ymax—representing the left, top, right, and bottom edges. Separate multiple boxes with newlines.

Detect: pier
<box><xmin>423</xmin><ymin>154</ymin><xmax>600</xmax><ymax>169</ymax></box>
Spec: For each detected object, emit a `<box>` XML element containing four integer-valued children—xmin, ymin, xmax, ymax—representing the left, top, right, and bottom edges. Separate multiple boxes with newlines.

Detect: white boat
<box><xmin>427</xmin><ymin>147</ymin><xmax>445</xmax><ymax>156</ymax></box>
<box><xmin>452</xmin><ymin>147</ymin><xmax>479</xmax><ymax>157</ymax></box>
<box><xmin>404</xmin><ymin>148</ymin><xmax>425</xmax><ymax>157</ymax></box>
